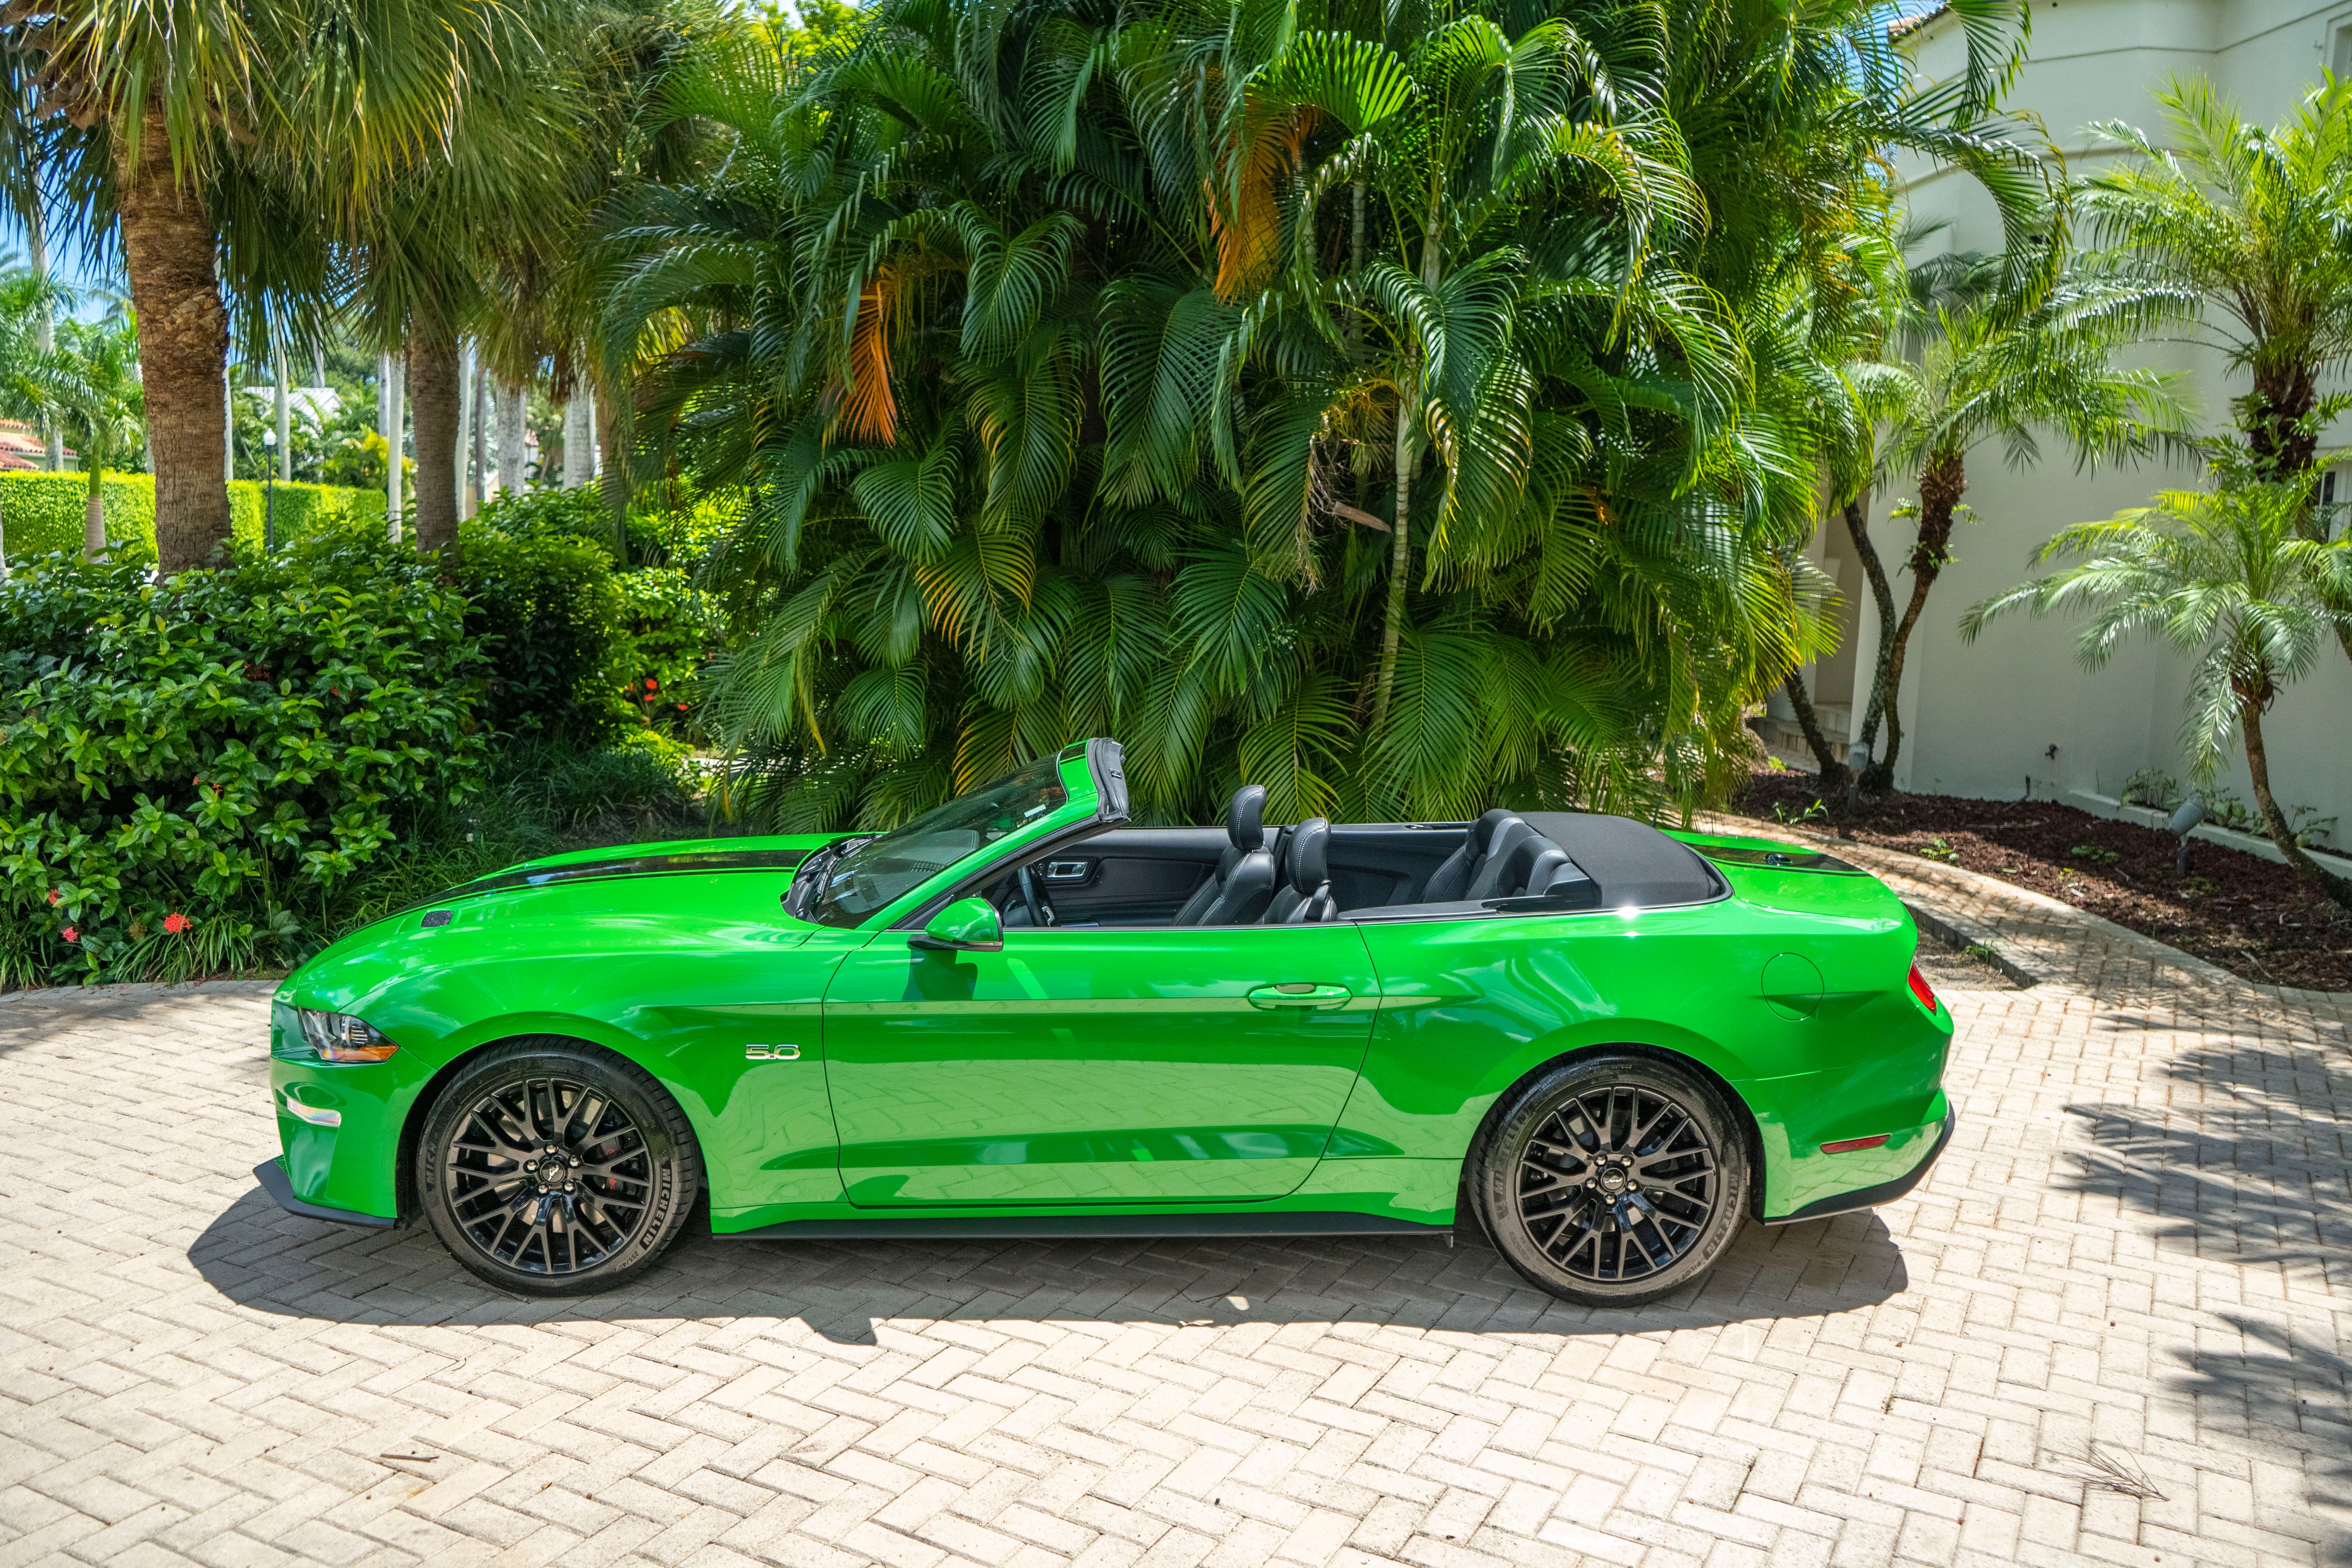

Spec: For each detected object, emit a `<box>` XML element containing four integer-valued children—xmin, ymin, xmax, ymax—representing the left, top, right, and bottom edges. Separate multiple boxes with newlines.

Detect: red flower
<box><xmin>676</xmin><ymin>703</ymin><xmax>687</xmax><ymax>711</ymax></box>
<box><xmin>164</xmin><ymin>913</ymin><xmax>190</xmax><ymax>935</ymax></box>
<box><xmin>60</xmin><ymin>927</ymin><xmax>77</xmax><ymax>943</ymax></box>
<box><xmin>645</xmin><ymin>678</ymin><xmax>660</xmax><ymax>691</ymax></box>
<box><xmin>47</xmin><ymin>889</ymin><xmax>60</xmax><ymax>906</ymax></box>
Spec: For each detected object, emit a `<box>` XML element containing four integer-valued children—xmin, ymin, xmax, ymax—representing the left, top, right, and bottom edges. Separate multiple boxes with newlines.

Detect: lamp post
<box><xmin>263</xmin><ymin>426</ymin><xmax>277</xmax><ymax>553</ymax></box>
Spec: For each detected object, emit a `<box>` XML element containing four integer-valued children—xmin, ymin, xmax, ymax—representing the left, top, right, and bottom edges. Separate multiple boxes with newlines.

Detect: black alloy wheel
<box><xmin>1477</xmin><ymin>1054</ymin><xmax>1749</xmax><ymax>1307</ymax></box>
<box><xmin>418</xmin><ymin>1040</ymin><xmax>701</xmax><ymax>1296</ymax></box>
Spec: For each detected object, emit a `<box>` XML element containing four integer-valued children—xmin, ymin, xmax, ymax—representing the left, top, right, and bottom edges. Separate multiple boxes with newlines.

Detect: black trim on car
<box><xmin>1697</xmin><ymin>845</ymin><xmax>1866</xmax><ymax>874</ymax></box>
<box><xmin>717</xmin><ymin>1210</ymin><xmax>1450</xmax><ymax>1241</ymax></box>
<box><xmin>254</xmin><ymin>1158</ymin><xmax>399</xmax><ymax>1229</ymax></box>
<box><xmin>1761</xmin><ymin>1110</ymin><xmax>1956</xmax><ymax>1226</ymax></box>
<box><xmin>1085</xmin><ymin>737</ymin><xmax>1131</xmax><ymax>823</ymax></box>
<box><xmin>404</xmin><ymin>846</ymin><xmax>820</xmax><ymax>920</ymax></box>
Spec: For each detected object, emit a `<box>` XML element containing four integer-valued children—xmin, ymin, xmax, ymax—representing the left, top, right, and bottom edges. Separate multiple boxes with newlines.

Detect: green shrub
<box><xmin>0</xmin><ymin>545</ymin><xmax>490</xmax><ymax>987</ymax></box>
<box><xmin>452</xmin><ymin>524</ymin><xmax>636</xmax><ymax>746</ymax></box>
<box><xmin>230</xmin><ymin>479</ymin><xmax>389</xmax><ymax>551</ymax></box>
<box><xmin>615</xmin><ymin>567</ymin><xmax>722</xmax><ymax>735</ymax></box>
<box><xmin>0</xmin><ymin>470</ymin><xmax>384</xmax><ymax>566</ymax></box>
<box><xmin>0</xmin><ymin>472</ymin><xmax>159</xmax><ymax>562</ymax></box>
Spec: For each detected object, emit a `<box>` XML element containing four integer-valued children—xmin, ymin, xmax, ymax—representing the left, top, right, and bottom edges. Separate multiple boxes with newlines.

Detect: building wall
<box><xmin>1777</xmin><ymin>0</ymin><xmax>2351</xmax><ymax>844</ymax></box>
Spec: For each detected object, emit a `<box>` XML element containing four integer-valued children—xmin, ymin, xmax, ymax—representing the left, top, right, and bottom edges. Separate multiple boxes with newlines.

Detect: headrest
<box><xmin>1226</xmin><ymin>785</ymin><xmax>1267</xmax><ymax>851</ymax></box>
<box><xmin>1287</xmin><ymin>818</ymin><xmax>1329</xmax><ymax>892</ymax></box>
<box><xmin>1470</xmin><ymin>807</ymin><xmax>1515</xmax><ymax>852</ymax></box>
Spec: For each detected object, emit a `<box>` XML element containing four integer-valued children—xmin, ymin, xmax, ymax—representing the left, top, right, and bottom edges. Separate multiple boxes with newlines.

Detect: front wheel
<box><xmin>417</xmin><ymin>1039</ymin><xmax>702</xmax><ymax>1296</ymax></box>
<box><xmin>1476</xmin><ymin>1054</ymin><xmax>1749</xmax><ymax>1307</ymax></box>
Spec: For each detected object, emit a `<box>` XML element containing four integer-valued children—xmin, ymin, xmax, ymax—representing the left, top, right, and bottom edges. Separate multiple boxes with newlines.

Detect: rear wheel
<box><xmin>417</xmin><ymin>1039</ymin><xmax>701</xmax><ymax>1296</ymax></box>
<box><xmin>1477</xmin><ymin>1054</ymin><xmax>1748</xmax><ymax>1307</ymax></box>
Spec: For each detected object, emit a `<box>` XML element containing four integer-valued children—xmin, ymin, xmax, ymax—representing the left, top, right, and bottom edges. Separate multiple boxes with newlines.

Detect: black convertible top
<box><xmin>1519</xmin><ymin>813</ymin><xmax>1725</xmax><ymax>909</ymax></box>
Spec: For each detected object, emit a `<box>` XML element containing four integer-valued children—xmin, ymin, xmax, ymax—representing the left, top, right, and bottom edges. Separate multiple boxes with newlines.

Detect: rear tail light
<box><xmin>1906</xmin><ymin>961</ymin><xmax>1939</xmax><ymax>1015</ymax></box>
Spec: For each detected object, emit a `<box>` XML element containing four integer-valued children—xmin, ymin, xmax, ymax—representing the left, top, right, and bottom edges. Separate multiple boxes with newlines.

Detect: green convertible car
<box><xmin>261</xmin><ymin>739</ymin><xmax>1955</xmax><ymax>1304</ymax></box>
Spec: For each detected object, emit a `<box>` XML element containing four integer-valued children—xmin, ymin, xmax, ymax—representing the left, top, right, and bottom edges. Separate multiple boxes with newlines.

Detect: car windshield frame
<box><xmin>801</xmin><ymin>750</ymin><xmax>1097</xmax><ymax>930</ymax></box>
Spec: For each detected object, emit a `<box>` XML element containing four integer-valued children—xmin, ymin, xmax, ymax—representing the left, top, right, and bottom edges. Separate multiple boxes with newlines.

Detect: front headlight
<box><xmin>294</xmin><ymin>1009</ymin><xmax>399</xmax><ymax>1063</ymax></box>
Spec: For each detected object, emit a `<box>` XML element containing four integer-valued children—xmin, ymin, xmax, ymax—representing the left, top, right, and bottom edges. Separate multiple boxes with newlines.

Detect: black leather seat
<box><xmin>1263</xmin><ymin>818</ymin><xmax>1337</xmax><ymax>923</ymax></box>
<box><xmin>1171</xmin><ymin>786</ymin><xmax>1279</xmax><ymax>925</ymax></box>
<box><xmin>1422</xmin><ymin>808</ymin><xmax>1516</xmax><ymax>902</ymax></box>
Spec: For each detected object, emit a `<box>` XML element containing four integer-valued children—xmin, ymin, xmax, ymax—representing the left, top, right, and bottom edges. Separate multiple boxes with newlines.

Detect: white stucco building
<box><xmin>1759</xmin><ymin>0</ymin><xmax>2351</xmax><ymax>849</ymax></box>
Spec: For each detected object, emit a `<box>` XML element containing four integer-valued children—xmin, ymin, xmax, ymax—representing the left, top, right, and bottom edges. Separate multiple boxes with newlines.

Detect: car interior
<box><xmin>975</xmin><ymin>786</ymin><xmax>1728</xmax><ymax>929</ymax></box>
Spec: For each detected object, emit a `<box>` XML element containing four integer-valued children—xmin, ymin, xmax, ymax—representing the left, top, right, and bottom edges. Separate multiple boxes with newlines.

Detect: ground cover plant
<box><xmin>1736</xmin><ymin>769</ymin><xmax>2352</xmax><ymax>991</ymax></box>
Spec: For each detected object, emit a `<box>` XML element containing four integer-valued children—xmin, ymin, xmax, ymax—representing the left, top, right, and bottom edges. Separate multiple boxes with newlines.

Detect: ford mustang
<box><xmin>260</xmin><ymin>739</ymin><xmax>1955</xmax><ymax>1304</ymax></box>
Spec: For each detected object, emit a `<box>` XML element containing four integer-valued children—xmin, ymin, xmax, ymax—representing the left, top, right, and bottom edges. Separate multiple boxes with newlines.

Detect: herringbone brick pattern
<box><xmin>1</xmin><ymin>850</ymin><xmax>2345</xmax><ymax>1568</ymax></box>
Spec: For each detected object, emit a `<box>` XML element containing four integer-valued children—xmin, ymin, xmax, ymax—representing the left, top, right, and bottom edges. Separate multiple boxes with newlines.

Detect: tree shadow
<box><xmin>2060</xmin><ymin>1034</ymin><xmax>2352</xmax><ymax>1273</ymax></box>
<box><xmin>2173</xmin><ymin>1314</ymin><xmax>2352</xmax><ymax>1566</ymax></box>
<box><xmin>2060</xmin><ymin>1030</ymin><xmax>2352</xmax><ymax>1562</ymax></box>
<box><xmin>191</xmin><ymin>1184</ymin><xmax>1909</xmax><ymax>1343</ymax></box>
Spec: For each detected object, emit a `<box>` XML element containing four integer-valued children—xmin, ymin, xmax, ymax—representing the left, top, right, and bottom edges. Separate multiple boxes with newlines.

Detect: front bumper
<box><xmin>255</xmin><ymin>1157</ymin><xmax>397</xmax><ymax>1229</ymax></box>
<box><xmin>1762</xmin><ymin>1109</ymin><xmax>1956</xmax><ymax>1225</ymax></box>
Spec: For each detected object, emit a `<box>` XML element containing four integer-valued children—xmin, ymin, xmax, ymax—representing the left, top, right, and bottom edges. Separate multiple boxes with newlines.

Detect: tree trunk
<box><xmin>2247</xmin><ymin>360</ymin><xmax>2318</xmax><ymax>483</ymax></box>
<box><xmin>1855</xmin><ymin>457</ymin><xmax>1964</xmax><ymax>796</ymax></box>
<box><xmin>120</xmin><ymin>100</ymin><xmax>233</xmax><ymax>573</ymax></box>
<box><xmin>497</xmin><ymin>379</ymin><xmax>527</xmax><ymax>497</ymax></box>
<box><xmin>594</xmin><ymin>365</ymin><xmax>629</xmax><ymax>561</ymax></box>
<box><xmin>408</xmin><ymin>325</ymin><xmax>463</xmax><ymax>557</ymax></box>
<box><xmin>469</xmin><ymin>354</ymin><xmax>488</xmax><ymax>515</ymax></box>
<box><xmin>562</xmin><ymin>388</ymin><xmax>595</xmax><ymax>489</ymax></box>
<box><xmin>454</xmin><ymin>338</ymin><xmax>473</xmax><ymax>519</ymax></box>
<box><xmin>82</xmin><ymin>461</ymin><xmax>105</xmax><ymax>558</ymax></box>
<box><xmin>381</xmin><ymin>351</ymin><xmax>406</xmax><ymax>539</ymax></box>
<box><xmin>1371</xmin><ymin>391</ymin><xmax>1413</xmax><ymax>732</ymax></box>
<box><xmin>1780</xmin><ymin>669</ymin><xmax>1848</xmax><ymax>790</ymax></box>
<box><xmin>1842</xmin><ymin>498</ymin><xmax>1897</xmax><ymax>806</ymax></box>
<box><xmin>30</xmin><ymin>201</ymin><xmax>61</xmax><ymax>473</ymax></box>
<box><xmin>2238</xmin><ymin>691</ymin><xmax>2352</xmax><ymax>907</ymax></box>
<box><xmin>273</xmin><ymin>341</ymin><xmax>291</xmax><ymax>481</ymax></box>
<box><xmin>1372</xmin><ymin>191</ymin><xmax>1443</xmax><ymax>734</ymax></box>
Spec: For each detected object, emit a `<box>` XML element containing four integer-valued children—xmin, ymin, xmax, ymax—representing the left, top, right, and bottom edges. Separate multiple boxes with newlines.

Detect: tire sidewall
<box><xmin>417</xmin><ymin>1040</ymin><xmax>699</xmax><ymax>1296</ymax></box>
<box><xmin>1478</xmin><ymin>1053</ymin><xmax>1750</xmax><ymax>1308</ymax></box>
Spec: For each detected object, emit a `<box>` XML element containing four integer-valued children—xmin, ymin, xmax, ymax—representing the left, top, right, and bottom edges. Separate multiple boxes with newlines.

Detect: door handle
<box><xmin>1247</xmin><ymin>982</ymin><xmax>1354</xmax><ymax>1011</ymax></box>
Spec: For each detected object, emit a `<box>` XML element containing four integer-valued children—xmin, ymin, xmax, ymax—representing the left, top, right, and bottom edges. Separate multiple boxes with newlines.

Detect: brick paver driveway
<box><xmin>2</xmin><ymin>845</ymin><xmax>2347</xmax><ymax>1568</ymax></box>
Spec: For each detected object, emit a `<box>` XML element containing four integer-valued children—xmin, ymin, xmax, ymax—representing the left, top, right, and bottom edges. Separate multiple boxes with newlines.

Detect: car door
<box><xmin>820</xmin><ymin>922</ymin><xmax>1381</xmax><ymax>1205</ymax></box>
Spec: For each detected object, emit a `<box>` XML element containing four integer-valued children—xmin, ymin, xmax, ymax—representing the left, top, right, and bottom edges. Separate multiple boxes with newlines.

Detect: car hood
<box><xmin>283</xmin><ymin>833</ymin><xmax>844</xmax><ymax>1011</ymax></box>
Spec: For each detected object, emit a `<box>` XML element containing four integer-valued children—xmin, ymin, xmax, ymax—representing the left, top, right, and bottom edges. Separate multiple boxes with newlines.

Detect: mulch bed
<box><xmin>1731</xmin><ymin>769</ymin><xmax>2352</xmax><ymax>993</ymax></box>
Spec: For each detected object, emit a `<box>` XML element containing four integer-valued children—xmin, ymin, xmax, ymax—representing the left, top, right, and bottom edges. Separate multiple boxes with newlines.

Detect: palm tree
<box><xmin>605</xmin><ymin>0</ymin><xmax>2052</xmax><ymax>826</ymax></box>
<box><xmin>2082</xmin><ymin>78</ymin><xmax>2352</xmax><ymax>483</ymax></box>
<box><xmin>53</xmin><ymin>308</ymin><xmax>140</xmax><ymax>554</ymax></box>
<box><xmin>0</xmin><ymin>252</ymin><xmax>77</xmax><ymax>451</ymax></box>
<box><xmin>1842</xmin><ymin>250</ymin><xmax>2194</xmax><ymax>795</ymax></box>
<box><xmin>1962</xmin><ymin>478</ymin><xmax>2352</xmax><ymax>903</ymax></box>
<box><xmin>1</xmin><ymin>0</ymin><xmax>541</xmax><ymax>571</ymax></box>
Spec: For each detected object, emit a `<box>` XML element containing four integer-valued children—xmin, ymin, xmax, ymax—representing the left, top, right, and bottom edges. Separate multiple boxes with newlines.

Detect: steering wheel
<box><xmin>1015</xmin><ymin>864</ymin><xmax>1056</xmax><ymax>928</ymax></box>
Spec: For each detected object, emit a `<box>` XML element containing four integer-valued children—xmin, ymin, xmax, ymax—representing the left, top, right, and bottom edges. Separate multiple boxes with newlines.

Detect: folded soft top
<box><xmin>1519</xmin><ymin>813</ymin><xmax>1724</xmax><ymax>909</ymax></box>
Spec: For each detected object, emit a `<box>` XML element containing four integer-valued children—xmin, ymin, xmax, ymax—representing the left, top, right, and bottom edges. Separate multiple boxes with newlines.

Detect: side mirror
<box><xmin>910</xmin><ymin>896</ymin><xmax>1003</xmax><ymax>953</ymax></box>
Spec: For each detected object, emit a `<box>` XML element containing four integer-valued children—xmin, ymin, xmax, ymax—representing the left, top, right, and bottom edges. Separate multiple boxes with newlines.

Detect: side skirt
<box><xmin>719</xmin><ymin>1211</ymin><xmax>1454</xmax><ymax>1243</ymax></box>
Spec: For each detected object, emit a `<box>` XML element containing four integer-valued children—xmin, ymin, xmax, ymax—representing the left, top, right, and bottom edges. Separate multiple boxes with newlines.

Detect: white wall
<box><xmin>1850</xmin><ymin>0</ymin><xmax>2352</xmax><ymax>841</ymax></box>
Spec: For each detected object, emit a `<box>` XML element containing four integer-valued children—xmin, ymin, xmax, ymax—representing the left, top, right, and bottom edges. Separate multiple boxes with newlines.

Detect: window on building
<box><xmin>2335</xmin><ymin>23</ymin><xmax>2352</xmax><ymax>80</ymax></box>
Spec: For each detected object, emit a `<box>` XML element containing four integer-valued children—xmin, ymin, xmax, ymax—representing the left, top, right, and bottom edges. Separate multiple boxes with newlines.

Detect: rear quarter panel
<box><xmin>1341</xmin><ymin>862</ymin><xmax>1950</xmax><ymax>1219</ymax></box>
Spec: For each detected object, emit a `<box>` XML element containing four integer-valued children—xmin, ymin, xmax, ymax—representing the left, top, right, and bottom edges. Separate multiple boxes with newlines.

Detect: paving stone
<box><xmin>3</xmin><ymin>841</ymin><xmax>2348</xmax><ymax>1568</ymax></box>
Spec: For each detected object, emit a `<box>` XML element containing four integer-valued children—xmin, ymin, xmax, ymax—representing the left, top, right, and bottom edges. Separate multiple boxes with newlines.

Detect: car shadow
<box><xmin>191</xmin><ymin>1184</ymin><xmax>1909</xmax><ymax>1342</ymax></box>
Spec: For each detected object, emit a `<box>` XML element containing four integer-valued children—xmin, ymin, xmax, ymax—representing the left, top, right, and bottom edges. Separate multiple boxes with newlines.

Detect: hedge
<box><xmin>0</xmin><ymin>471</ymin><xmax>385</xmax><ymax>565</ymax></box>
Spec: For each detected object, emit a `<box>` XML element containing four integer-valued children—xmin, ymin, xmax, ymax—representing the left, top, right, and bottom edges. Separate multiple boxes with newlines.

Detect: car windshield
<box><xmin>806</xmin><ymin>754</ymin><xmax>1071</xmax><ymax>928</ymax></box>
